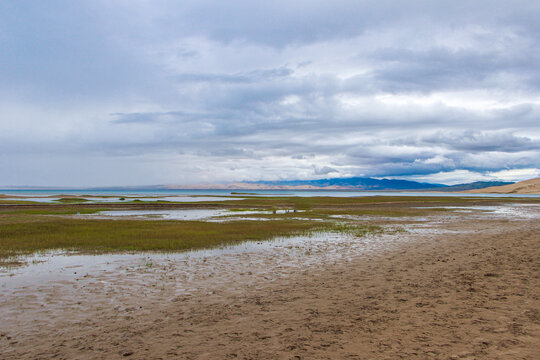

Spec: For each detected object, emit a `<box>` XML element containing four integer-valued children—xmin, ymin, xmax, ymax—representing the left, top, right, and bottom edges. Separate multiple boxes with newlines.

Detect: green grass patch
<box><xmin>310</xmin><ymin>207</ymin><xmax>452</xmax><ymax>217</ymax></box>
<box><xmin>0</xmin><ymin>208</ymin><xmax>106</xmax><ymax>216</ymax></box>
<box><xmin>325</xmin><ymin>223</ymin><xmax>384</xmax><ymax>237</ymax></box>
<box><xmin>54</xmin><ymin>197</ymin><xmax>91</xmax><ymax>204</ymax></box>
<box><xmin>192</xmin><ymin>195</ymin><xmax>520</xmax><ymax>210</ymax></box>
<box><xmin>0</xmin><ymin>218</ymin><xmax>339</xmax><ymax>260</ymax></box>
<box><xmin>218</xmin><ymin>210</ymin><xmax>329</xmax><ymax>220</ymax></box>
<box><xmin>0</xmin><ymin>200</ymin><xmax>42</xmax><ymax>205</ymax></box>
<box><xmin>228</xmin><ymin>208</ymin><xmax>268</xmax><ymax>212</ymax></box>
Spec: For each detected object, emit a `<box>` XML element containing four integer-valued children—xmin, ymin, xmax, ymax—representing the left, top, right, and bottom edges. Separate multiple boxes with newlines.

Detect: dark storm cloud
<box><xmin>1</xmin><ymin>0</ymin><xmax>539</xmax><ymax>186</ymax></box>
<box><xmin>312</xmin><ymin>166</ymin><xmax>338</xmax><ymax>175</ymax></box>
<box><xmin>421</xmin><ymin>132</ymin><xmax>540</xmax><ymax>153</ymax></box>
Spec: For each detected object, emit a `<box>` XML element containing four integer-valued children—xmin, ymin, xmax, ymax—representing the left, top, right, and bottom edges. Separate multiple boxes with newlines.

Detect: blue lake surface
<box><xmin>1</xmin><ymin>188</ymin><xmax>539</xmax><ymax>198</ymax></box>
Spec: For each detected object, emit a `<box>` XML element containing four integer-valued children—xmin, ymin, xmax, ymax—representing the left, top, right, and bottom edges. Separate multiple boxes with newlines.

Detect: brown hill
<box><xmin>466</xmin><ymin>177</ymin><xmax>540</xmax><ymax>194</ymax></box>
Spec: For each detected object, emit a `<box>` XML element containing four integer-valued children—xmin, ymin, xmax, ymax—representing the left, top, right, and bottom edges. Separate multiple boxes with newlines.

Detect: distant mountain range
<box><xmin>423</xmin><ymin>181</ymin><xmax>514</xmax><ymax>192</ymax></box>
<box><xmin>249</xmin><ymin>177</ymin><xmax>446</xmax><ymax>190</ymax></box>
<box><xmin>246</xmin><ymin>177</ymin><xmax>514</xmax><ymax>191</ymax></box>
<box><xmin>162</xmin><ymin>177</ymin><xmax>514</xmax><ymax>191</ymax></box>
<box><xmin>1</xmin><ymin>178</ymin><xmax>516</xmax><ymax>192</ymax></box>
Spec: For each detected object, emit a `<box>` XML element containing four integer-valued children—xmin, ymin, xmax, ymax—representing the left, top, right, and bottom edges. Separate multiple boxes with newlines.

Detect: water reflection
<box><xmin>89</xmin><ymin>208</ymin><xmax>303</xmax><ymax>221</ymax></box>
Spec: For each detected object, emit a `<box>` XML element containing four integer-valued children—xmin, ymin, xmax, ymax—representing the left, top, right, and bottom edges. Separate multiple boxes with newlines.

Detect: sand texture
<box><xmin>467</xmin><ymin>178</ymin><xmax>540</xmax><ymax>194</ymax></box>
<box><xmin>1</xmin><ymin>205</ymin><xmax>539</xmax><ymax>359</ymax></box>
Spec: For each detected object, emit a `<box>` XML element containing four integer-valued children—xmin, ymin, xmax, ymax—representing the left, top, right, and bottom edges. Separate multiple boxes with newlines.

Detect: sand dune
<box><xmin>466</xmin><ymin>177</ymin><xmax>540</xmax><ymax>194</ymax></box>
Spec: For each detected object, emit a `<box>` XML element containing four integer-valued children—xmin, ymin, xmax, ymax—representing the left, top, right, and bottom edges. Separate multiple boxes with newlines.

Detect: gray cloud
<box><xmin>0</xmin><ymin>1</ymin><xmax>539</xmax><ymax>186</ymax></box>
<box><xmin>421</xmin><ymin>131</ymin><xmax>540</xmax><ymax>153</ymax></box>
<box><xmin>313</xmin><ymin>166</ymin><xmax>338</xmax><ymax>175</ymax></box>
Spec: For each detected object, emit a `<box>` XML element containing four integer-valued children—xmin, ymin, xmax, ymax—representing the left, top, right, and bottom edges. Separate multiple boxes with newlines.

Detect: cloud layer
<box><xmin>1</xmin><ymin>1</ymin><xmax>539</xmax><ymax>186</ymax></box>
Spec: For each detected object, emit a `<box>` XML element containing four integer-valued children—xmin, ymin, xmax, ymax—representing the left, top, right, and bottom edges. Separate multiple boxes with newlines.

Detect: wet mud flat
<box><xmin>1</xmin><ymin>204</ymin><xmax>540</xmax><ymax>359</ymax></box>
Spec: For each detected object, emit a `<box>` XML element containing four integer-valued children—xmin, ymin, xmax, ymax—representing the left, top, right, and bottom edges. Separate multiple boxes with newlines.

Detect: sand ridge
<box><xmin>466</xmin><ymin>177</ymin><xmax>540</xmax><ymax>194</ymax></box>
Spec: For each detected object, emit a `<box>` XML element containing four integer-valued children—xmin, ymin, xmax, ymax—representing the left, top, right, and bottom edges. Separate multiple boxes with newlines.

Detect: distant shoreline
<box><xmin>1</xmin><ymin>177</ymin><xmax>539</xmax><ymax>195</ymax></box>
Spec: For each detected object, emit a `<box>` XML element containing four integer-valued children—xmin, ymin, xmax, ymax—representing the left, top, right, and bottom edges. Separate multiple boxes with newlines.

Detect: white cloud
<box><xmin>391</xmin><ymin>170</ymin><xmax>502</xmax><ymax>185</ymax></box>
<box><xmin>487</xmin><ymin>168</ymin><xmax>540</xmax><ymax>182</ymax></box>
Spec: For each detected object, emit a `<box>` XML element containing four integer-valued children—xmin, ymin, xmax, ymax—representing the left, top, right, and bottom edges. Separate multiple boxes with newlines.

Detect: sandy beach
<box><xmin>1</xmin><ymin>204</ymin><xmax>539</xmax><ymax>359</ymax></box>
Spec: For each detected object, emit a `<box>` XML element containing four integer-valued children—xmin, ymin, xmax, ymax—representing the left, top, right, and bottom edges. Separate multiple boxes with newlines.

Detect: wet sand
<box><xmin>1</xmin><ymin>205</ymin><xmax>539</xmax><ymax>359</ymax></box>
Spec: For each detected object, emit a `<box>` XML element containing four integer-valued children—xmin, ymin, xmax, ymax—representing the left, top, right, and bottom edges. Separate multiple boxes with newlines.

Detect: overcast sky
<box><xmin>1</xmin><ymin>0</ymin><xmax>539</xmax><ymax>186</ymax></box>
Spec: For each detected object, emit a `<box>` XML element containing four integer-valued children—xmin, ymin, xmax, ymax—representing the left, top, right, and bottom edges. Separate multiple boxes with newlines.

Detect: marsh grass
<box><xmin>310</xmin><ymin>207</ymin><xmax>452</xmax><ymax>217</ymax></box>
<box><xmin>0</xmin><ymin>200</ymin><xmax>41</xmax><ymax>205</ymax></box>
<box><xmin>1</xmin><ymin>196</ymin><xmax>536</xmax><ymax>262</ymax></box>
<box><xmin>227</xmin><ymin>208</ymin><xmax>267</xmax><ymax>212</ymax></box>
<box><xmin>54</xmin><ymin>197</ymin><xmax>90</xmax><ymax>203</ymax></box>
<box><xmin>1</xmin><ymin>208</ymin><xmax>106</xmax><ymax>216</ymax></box>
<box><xmin>324</xmin><ymin>222</ymin><xmax>384</xmax><ymax>237</ymax></box>
<box><xmin>0</xmin><ymin>218</ymin><xmax>343</xmax><ymax>260</ymax></box>
<box><xmin>219</xmin><ymin>204</ymin><xmax>454</xmax><ymax>219</ymax></box>
<box><xmin>218</xmin><ymin>210</ymin><xmax>329</xmax><ymax>220</ymax></box>
<box><xmin>215</xmin><ymin>196</ymin><xmax>478</xmax><ymax>209</ymax></box>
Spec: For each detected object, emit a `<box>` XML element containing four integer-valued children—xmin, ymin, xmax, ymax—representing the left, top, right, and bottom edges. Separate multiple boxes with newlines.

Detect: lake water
<box><xmin>92</xmin><ymin>208</ymin><xmax>303</xmax><ymax>221</ymax></box>
<box><xmin>0</xmin><ymin>196</ymin><xmax>245</xmax><ymax>203</ymax></box>
<box><xmin>2</xmin><ymin>188</ymin><xmax>540</xmax><ymax>198</ymax></box>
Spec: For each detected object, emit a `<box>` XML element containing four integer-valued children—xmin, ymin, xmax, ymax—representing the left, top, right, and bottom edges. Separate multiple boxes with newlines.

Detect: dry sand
<box><xmin>467</xmin><ymin>178</ymin><xmax>540</xmax><ymax>194</ymax></box>
<box><xmin>1</xmin><ymin>205</ymin><xmax>539</xmax><ymax>359</ymax></box>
